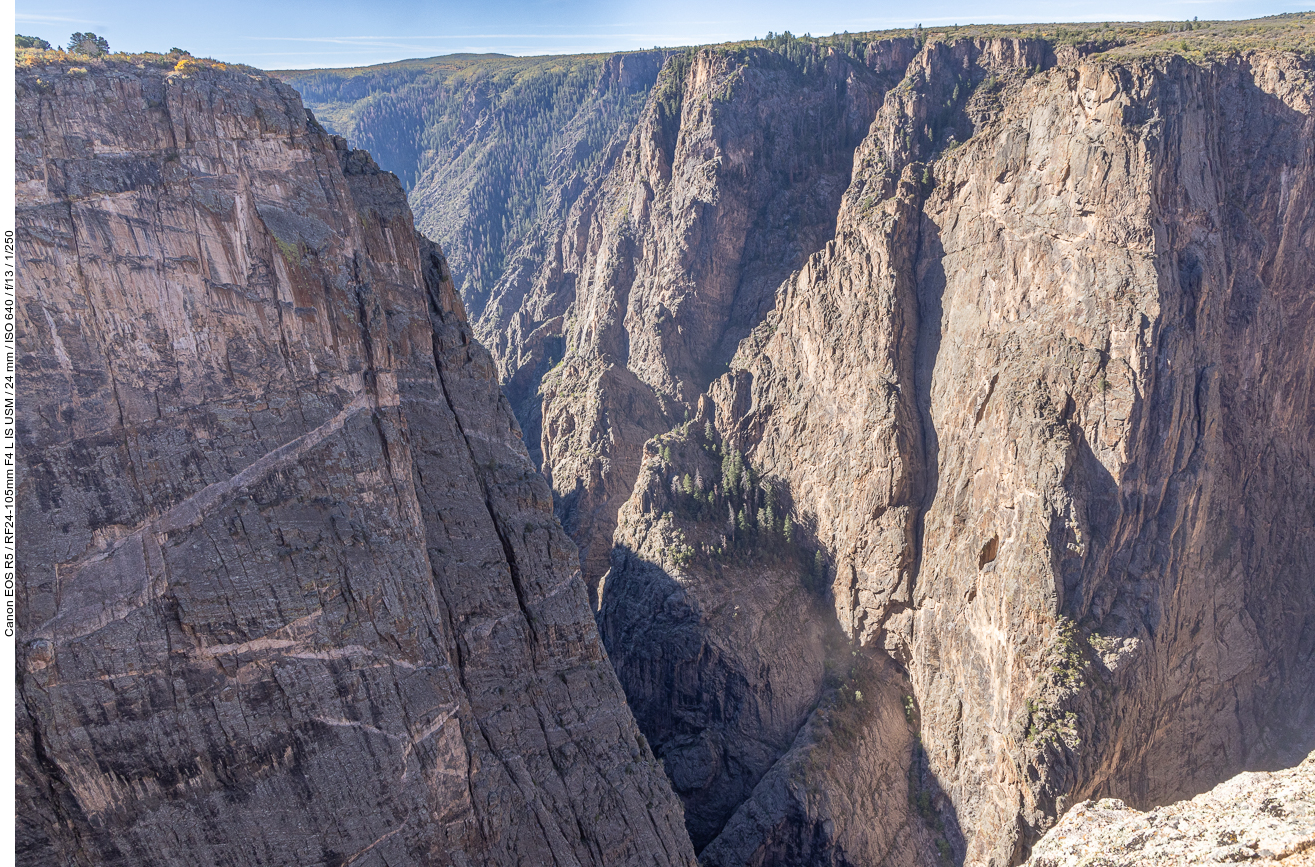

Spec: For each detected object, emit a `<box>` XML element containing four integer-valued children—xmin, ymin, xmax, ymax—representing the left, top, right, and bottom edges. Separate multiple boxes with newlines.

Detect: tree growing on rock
<box><xmin>16</xmin><ymin>34</ymin><xmax>52</xmax><ymax>49</ymax></box>
<box><xmin>67</xmin><ymin>32</ymin><xmax>110</xmax><ymax>56</ymax></box>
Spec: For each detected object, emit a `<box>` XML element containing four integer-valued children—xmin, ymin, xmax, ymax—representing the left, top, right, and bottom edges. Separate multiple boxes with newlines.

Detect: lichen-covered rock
<box><xmin>1023</xmin><ymin>751</ymin><xmax>1315</xmax><ymax>866</ymax></box>
<box><xmin>15</xmin><ymin>56</ymin><xmax>696</xmax><ymax>867</ymax></box>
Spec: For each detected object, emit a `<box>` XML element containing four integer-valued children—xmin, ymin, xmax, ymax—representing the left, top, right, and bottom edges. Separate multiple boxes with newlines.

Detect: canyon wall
<box><xmin>297</xmin><ymin>23</ymin><xmax>1315</xmax><ymax>865</ymax></box>
<box><xmin>533</xmin><ymin>40</ymin><xmax>917</xmax><ymax>589</ymax></box>
<box><xmin>15</xmin><ymin>56</ymin><xmax>696</xmax><ymax>867</ymax></box>
<box><xmin>714</xmin><ymin>41</ymin><xmax>1315</xmax><ymax>864</ymax></box>
<box><xmin>18</xmin><ymin>18</ymin><xmax>1314</xmax><ymax>867</ymax></box>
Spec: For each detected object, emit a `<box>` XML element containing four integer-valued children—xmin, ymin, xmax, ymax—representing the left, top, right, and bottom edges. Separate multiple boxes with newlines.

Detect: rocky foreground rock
<box><xmin>15</xmin><ymin>55</ymin><xmax>695</xmax><ymax>867</ymax></box>
<box><xmin>290</xmin><ymin>20</ymin><xmax>1315</xmax><ymax>865</ymax></box>
<box><xmin>1024</xmin><ymin>750</ymin><xmax>1315</xmax><ymax>866</ymax></box>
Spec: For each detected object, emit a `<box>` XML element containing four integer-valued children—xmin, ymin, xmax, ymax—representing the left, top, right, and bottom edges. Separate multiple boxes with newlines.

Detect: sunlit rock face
<box><xmin>15</xmin><ymin>56</ymin><xmax>696</xmax><ymax>867</ymax></box>
<box><xmin>1023</xmin><ymin>751</ymin><xmax>1315</xmax><ymax>866</ymax></box>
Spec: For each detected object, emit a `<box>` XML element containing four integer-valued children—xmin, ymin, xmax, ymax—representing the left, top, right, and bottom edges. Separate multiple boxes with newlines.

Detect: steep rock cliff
<box><xmin>15</xmin><ymin>55</ymin><xmax>696</xmax><ymax>867</ymax></box>
<box><xmin>537</xmin><ymin>40</ymin><xmax>917</xmax><ymax>588</ymax></box>
<box><xmin>713</xmin><ymin>38</ymin><xmax>1315</xmax><ymax>866</ymax></box>
<box><xmin>277</xmin><ymin>51</ymin><xmax>668</xmax><ymax>330</ymax></box>
<box><xmin>288</xmin><ymin>19</ymin><xmax>1315</xmax><ymax>865</ymax></box>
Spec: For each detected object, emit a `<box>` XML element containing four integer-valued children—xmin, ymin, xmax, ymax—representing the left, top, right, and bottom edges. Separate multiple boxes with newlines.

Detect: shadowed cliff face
<box><xmin>318</xmin><ymin>29</ymin><xmax>1315</xmax><ymax>866</ymax></box>
<box><xmin>15</xmin><ymin>57</ymin><xmax>696</xmax><ymax>867</ymax></box>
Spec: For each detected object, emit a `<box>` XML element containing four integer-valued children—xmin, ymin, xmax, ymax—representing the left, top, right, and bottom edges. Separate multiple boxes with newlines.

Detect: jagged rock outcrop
<box><xmin>1023</xmin><ymin>750</ymin><xmax>1315</xmax><ymax>865</ymax></box>
<box><xmin>537</xmin><ymin>39</ymin><xmax>917</xmax><ymax>588</ymax></box>
<box><xmin>15</xmin><ymin>55</ymin><xmax>696</xmax><ymax>867</ymax></box>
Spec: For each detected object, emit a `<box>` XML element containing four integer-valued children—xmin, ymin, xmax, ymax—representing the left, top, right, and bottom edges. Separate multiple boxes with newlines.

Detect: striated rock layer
<box><xmin>15</xmin><ymin>56</ymin><xmax>696</xmax><ymax>867</ymax></box>
<box><xmin>321</xmin><ymin>26</ymin><xmax>1315</xmax><ymax>865</ymax></box>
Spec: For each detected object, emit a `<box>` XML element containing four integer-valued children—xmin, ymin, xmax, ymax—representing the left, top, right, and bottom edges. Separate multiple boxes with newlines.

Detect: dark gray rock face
<box><xmin>15</xmin><ymin>57</ymin><xmax>696</xmax><ymax>867</ymax></box>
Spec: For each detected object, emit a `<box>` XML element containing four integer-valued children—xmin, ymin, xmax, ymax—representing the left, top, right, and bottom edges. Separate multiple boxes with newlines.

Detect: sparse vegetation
<box><xmin>273</xmin><ymin>237</ymin><xmax>302</xmax><ymax>265</ymax></box>
<box><xmin>647</xmin><ymin>423</ymin><xmax>831</xmax><ymax>590</ymax></box>
<box><xmin>855</xmin><ymin>13</ymin><xmax>1315</xmax><ymax>57</ymax></box>
<box><xmin>907</xmin><ymin>732</ymin><xmax>958</xmax><ymax>862</ymax></box>
<box><xmin>618</xmin><ymin>419</ymin><xmax>849</xmax><ymax>611</ymax></box>
<box><xmin>15</xmin><ymin>47</ymin><xmax>252</xmax><ymax>75</ymax></box>
<box><xmin>1022</xmin><ymin>617</ymin><xmax>1096</xmax><ymax>752</ymax></box>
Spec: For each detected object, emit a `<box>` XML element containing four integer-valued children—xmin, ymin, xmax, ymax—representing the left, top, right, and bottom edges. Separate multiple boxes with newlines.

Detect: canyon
<box><xmin>11</xmin><ymin>13</ymin><xmax>1315</xmax><ymax>867</ymax></box>
<box><xmin>283</xmin><ymin>17</ymin><xmax>1315</xmax><ymax>866</ymax></box>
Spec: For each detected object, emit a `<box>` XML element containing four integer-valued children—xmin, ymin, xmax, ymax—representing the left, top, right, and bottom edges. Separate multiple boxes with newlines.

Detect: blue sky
<box><xmin>16</xmin><ymin>0</ymin><xmax>1314</xmax><ymax>69</ymax></box>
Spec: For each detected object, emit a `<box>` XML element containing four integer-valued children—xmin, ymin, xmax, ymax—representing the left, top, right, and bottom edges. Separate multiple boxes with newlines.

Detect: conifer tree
<box><xmin>67</xmin><ymin>32</ymin><xmax>109</xmax><ymax>55</ymax></box>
